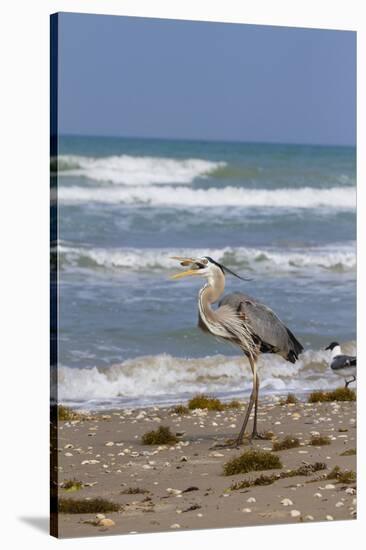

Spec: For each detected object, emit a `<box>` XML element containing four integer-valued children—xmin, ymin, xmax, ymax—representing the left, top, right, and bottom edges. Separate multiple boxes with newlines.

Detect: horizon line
<box><xmin>58</xmin><ymin>132</ymin><xmax>356</xmax><ymax>148</ymax></box>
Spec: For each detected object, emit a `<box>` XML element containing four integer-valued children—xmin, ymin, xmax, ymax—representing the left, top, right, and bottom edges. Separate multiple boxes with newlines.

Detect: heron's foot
<box><xmin>250</xmin><ymin>431</ymin><xmax>272</xmax><ymax>441</ymax></box>
<box><xmin>210</xmin><ymin>437</ymin><xmax>244</xmax><ymax>450</ymax></box>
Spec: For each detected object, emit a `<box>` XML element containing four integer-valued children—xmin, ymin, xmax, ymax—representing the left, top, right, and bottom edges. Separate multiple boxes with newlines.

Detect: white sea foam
<box><xmin>59</xmin><ymin>243</ymin><xmax>356</xmax><ymax>274</ymax></box>
<box><xmin>58</xmin><ymin>184</ymin><xmax>356</xmax><ymax>209</ymax></box>
<box><xmin>57</xmin><ymin>154</ymin><xmax>224</xmax><ymax>185</ymax></box>
<box><xmin>58</xmin><ymin>342</ymin><xmax>356</xmax><ymax>408</ymax></box>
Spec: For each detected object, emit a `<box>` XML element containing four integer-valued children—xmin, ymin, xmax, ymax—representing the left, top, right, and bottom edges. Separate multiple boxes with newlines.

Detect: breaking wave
<box><xmin>58</xmin><ymin>184</ymin><xmax>356</xmax><ymax>209</ymax></box>
<box><xmin>55</xmin><ymin>154</ymin><xmax>225</xmax><ymax>185</ymax></box>
<box><xmin>58</xmin><ymin>342</ymin><xmax>356</xmax><ymax>409</ymax></box>
<box><xmin>58</xmin><ymin>243</ymin><xmax>356</xmax><ymax>274</ymax></box>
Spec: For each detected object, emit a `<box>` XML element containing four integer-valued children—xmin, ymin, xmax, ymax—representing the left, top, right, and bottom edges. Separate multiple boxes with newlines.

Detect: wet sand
<box><xmin>55</xmin><ymin>396</ymin><xmax>356</xmax><ymax>538</ymax></box>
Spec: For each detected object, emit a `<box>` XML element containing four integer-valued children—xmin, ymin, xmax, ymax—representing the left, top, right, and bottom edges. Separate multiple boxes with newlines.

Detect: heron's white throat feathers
<box><xmin>198</xmin><ymin>268</ymin><xmax>256</xmax><ymax>356</ymax></box>
<box><xmin>206</xmin><ymin>266</ymin><xmax>226</xmax><ymax>303</ymax></box>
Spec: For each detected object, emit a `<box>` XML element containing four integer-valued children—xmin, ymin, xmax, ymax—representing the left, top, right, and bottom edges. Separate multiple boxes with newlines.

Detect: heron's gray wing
<box><xmin>218</xmin><ymin>292</ymin><xmax>303</xmax><ymax>362</ymax></box>
<box><xmin>331</xmin><ymin>355</ymin><xmax>357</xmax><ymax>371</ymax></box>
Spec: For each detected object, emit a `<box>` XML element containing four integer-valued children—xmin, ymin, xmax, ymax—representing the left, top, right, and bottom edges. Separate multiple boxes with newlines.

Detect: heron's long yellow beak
<box><xmin>170</xmin><ymin>268</ymin><xmax>199</xmax><ymax>280</ymax></box>
<box><xmin>170</xmin><ymin>256</ymin><xmax>200</xmax><ymax>279</ymax></box>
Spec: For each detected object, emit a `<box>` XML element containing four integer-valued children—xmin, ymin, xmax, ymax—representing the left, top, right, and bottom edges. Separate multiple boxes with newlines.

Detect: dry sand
<box><xmin>54</xmin><ymin>395</ymin><xmax>356</xmax><ymax>538</ymax></box>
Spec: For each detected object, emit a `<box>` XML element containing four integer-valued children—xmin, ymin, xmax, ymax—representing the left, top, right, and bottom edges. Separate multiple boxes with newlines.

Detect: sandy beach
<box><xmin>54</xmin><ymin>394</ymin><xmax>356</xmax><ymax>538</ymax></box>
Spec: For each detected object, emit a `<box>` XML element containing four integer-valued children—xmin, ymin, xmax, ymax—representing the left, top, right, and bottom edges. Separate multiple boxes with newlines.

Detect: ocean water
<box><xmin>53</xmin><ymin>135</ymin><xmax>356</xmax><ymax>409</ymax></box>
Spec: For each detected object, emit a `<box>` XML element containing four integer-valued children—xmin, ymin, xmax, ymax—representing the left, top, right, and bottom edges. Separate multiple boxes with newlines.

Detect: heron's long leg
<box><xmin>251</xmin><ymin>373</ymin><xmax>261</xmax><ymax>438</ymax></box>
<box><xmin>234</xmin><ymin>355</ymin><xmax>257</xmax><ymax>446</ymax></box>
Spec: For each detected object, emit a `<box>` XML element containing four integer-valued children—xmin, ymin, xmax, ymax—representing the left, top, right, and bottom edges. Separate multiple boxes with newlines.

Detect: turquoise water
<box><xmin>54</xmin><ymin>135</ymin><xmax>356</xmax><ymax>408</ymax></box>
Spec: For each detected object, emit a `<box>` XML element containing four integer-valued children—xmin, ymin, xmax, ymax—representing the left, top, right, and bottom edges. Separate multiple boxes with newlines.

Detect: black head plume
<box><xmin>205</xmin><ymin>257</ymin><xmax>252</xmax><ymax>281</ymax></box>
<box><xmin>325</xmin><ymin>342</ymin><xmax>340</xmax><ymax>351</ymax></box>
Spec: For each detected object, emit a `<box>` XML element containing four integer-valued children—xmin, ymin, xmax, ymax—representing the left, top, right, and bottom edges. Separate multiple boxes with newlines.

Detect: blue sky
<box><xmin>57</xmin><ymin>13</ymin><xmax>356</xmax><ymax>145</ymax></box>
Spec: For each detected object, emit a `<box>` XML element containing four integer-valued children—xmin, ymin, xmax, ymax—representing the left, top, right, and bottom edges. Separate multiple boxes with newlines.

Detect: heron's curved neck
<box><xmin>199</xmin><ymin>271</ymin><xmax>225</xmax><ymax>315</ymax></box>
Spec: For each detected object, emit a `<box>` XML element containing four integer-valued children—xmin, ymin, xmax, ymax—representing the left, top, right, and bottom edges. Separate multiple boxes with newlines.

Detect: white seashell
<box><xmin>166</xmin><ymin>488</ymin><xmax>182</xmax><ymax>495</ymax></box>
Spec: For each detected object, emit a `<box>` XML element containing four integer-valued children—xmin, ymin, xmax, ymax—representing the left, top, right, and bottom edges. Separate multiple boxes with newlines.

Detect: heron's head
<box><xmin>325</xmin><ymin>342</ymin><xmax>340</xmax><ymax>351</ymax></box>
<box><xmin>170</xmin><ymin>256</ymin><xmax>250</xmax><ymax>282</ymax></box>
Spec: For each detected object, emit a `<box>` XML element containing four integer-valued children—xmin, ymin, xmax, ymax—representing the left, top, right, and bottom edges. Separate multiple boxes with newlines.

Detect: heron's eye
<box><xmin>202</xmin><ymin>258</ymin><xmax>208</xmax><ymax>265</ymax></box>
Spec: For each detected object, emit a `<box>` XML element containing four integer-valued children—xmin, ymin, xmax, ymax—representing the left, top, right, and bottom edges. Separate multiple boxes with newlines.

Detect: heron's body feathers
<box><xmin>217</xmin><ymin>291</ymin><xmax>303</xmax><ymax>362</ymax></box>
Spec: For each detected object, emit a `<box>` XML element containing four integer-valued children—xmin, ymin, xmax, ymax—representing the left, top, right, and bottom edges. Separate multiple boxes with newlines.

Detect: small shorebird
<box><xmin>325</xmin><ymin>342</ymin><xmax>356</xmax><ymax>388</ymax></box>
<box><xmin>171</xmin><ymin>256</ymin><xmax>303</xmax><ymax>446</ymax></box>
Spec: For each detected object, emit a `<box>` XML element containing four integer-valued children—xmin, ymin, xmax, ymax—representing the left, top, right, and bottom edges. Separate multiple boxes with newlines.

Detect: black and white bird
<box><xmin>325</xmin><ymin>342</ymin><xmax>356</xmax><ymax>388</ymax></box>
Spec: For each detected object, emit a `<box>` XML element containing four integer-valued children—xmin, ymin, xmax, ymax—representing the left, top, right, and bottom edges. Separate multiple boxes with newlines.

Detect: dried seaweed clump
<box><xmin>223</xmin><ymin>449</ymin><xmax>282</xmax><ymax>476</ymax></box>
<box><xmin>121</xmin><ymin>487</ymin><xmax>149</xmax><ymax>495</ymax></box>
<box><xmin>61</xmin><ymin>479</ymin><xmax>83</xmax><ymax>492</ymax></box>
<box><xmin>58</xmin><ymin>497</ymin><xmax>120</xmax><ymax>514</ymax></box>
<box><xmin>188</xmin><ymin>394</ymin><xmax>225</xmax><ymax>411</ymax></box>
<box><xmin>326</xmin><ymin>466</ymin><xmax>356</xmax><ymax>484</ymax></box>
<box><xmin>272</xmin><ymin>436</ymin><xmax>301</xmax><ymax>451</ymax></box>
<box><xmin>279</xmin><ymin>393</ymin><xmax>299</xmax><ymax>405</ymax></box>
<box><xmin>141</xmin><ymin>425</ymin><xmax>178</xmax><ymax>445</ymax></box>
<box><xmin>226</xmin><ymin>399</ymin><xmax>242</xmax><ymax>409</ymax></box>
<box><xmin>327</xmin><ymin>388</ymin><xmax>356</xmax><ymax>401</ymax></box>
<box><xmin>308</xmin><ymin>388</ymin><xmax>356</xmax><ymax>403</ymax></box>
<box><xmin>340</xmin><ymin>448</ymin><xmax>356</xmax><ymax>456</ymax></box>
<box><xmin>310</xmin><ymin>435</ymin><xmax>331</xmax><ymax>446</ymax></box>
<box><xmin>230</xmin><ymin>462</ymin><xmax>326</xmax><ymax>490</ymax></box>
<box><xmin>58</xmin><ymin>405</ymin><xmax>82</xmax><ymax>421</ymax></box>
<box><xmin>230</xmin><ymin>474</ymin><xmax>279</xmax><ymax>490</ymax></box>
<box><xmin>187</xmin><ymin>394</ymin><xmax>241</xmax><ymax>411</ymax></box>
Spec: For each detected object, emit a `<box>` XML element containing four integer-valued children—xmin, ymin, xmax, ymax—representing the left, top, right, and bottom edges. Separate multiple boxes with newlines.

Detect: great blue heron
<box><xmin>325</xmin><ymin>342</ymin><xmax>356</xmax><ymax>388</ymax></box>
<box><xmin>171</xmin><ymin>255</ymin><xmax>304</xmax><ymax>446</ymax></box>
